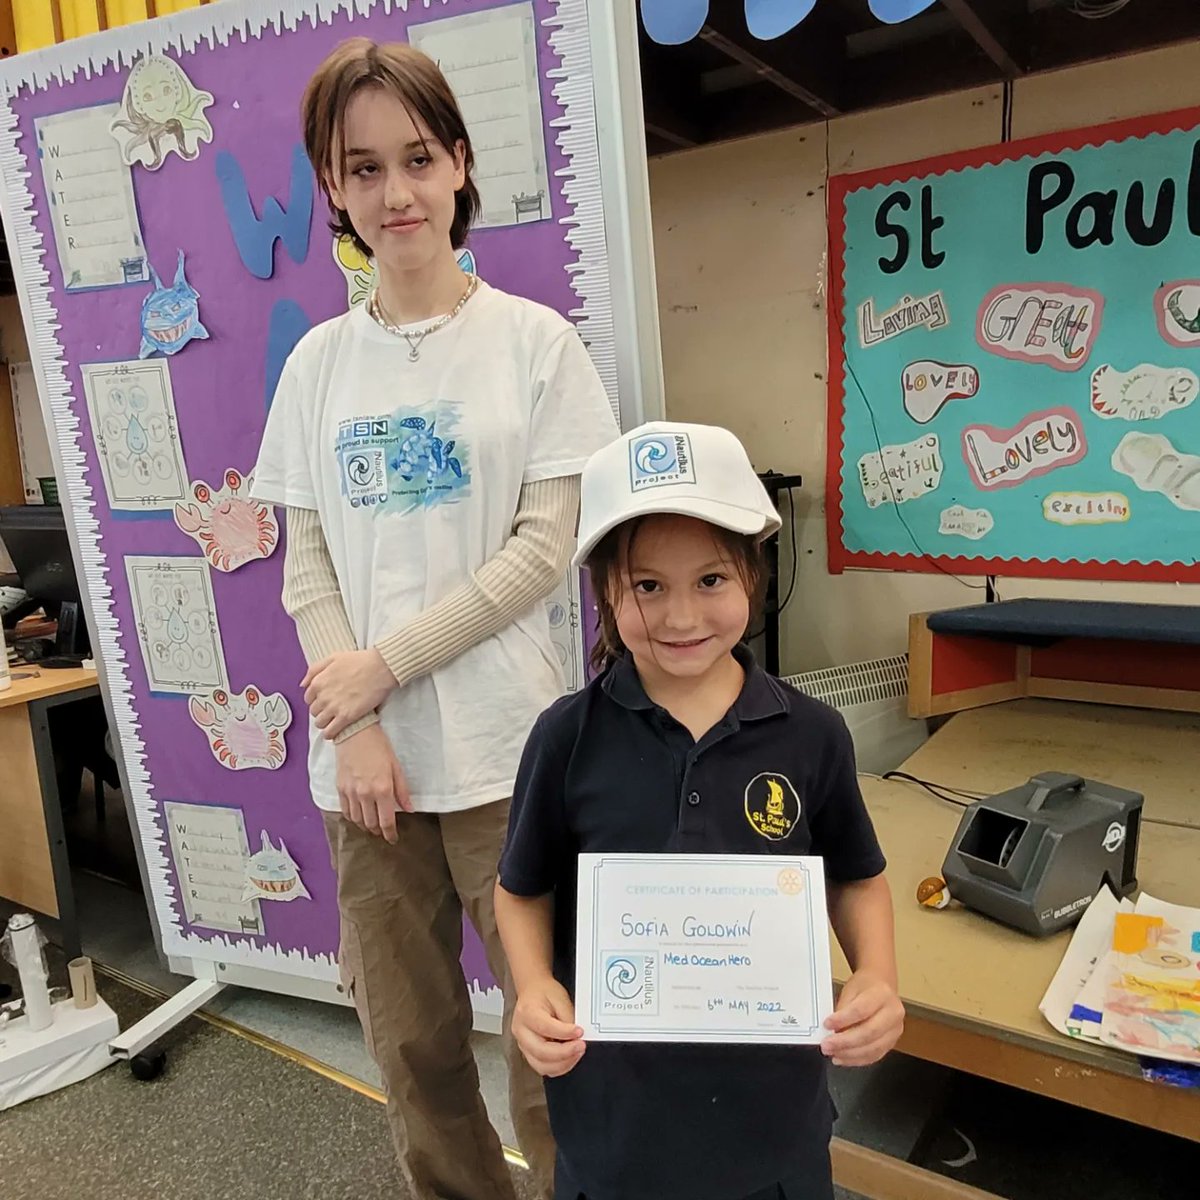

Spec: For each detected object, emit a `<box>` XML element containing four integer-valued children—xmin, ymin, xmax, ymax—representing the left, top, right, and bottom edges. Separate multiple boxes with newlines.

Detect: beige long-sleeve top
<box><xmin>282</xmin><ymin>474</ymin><xmax>580</xmax><ymax>742</ymax></box>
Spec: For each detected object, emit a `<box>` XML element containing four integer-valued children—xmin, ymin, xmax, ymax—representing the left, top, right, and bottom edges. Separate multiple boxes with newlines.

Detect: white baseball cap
<box><xmin>573</xmin><ymin>421</ymin><xmax>782</xmax><ymax>567</ymax></box>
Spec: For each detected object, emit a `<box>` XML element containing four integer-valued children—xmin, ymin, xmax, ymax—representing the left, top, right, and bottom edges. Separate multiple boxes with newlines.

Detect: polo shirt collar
<box><xmin>601</xmin><ymin>642</ymin><xmax>789</xmax><ymax>722</ymax></box>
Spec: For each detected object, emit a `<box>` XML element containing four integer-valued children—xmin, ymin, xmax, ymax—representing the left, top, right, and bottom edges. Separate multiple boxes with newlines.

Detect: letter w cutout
<box><xmin>217</xmin><ymin>143</ymin><xmax>313</xmax><ymax>280</ymax></box>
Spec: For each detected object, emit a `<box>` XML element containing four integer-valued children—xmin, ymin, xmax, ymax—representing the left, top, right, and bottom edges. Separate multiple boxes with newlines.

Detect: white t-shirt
<box><xmin>252</xmin><ymin>282</ymin><xmax>618</xmax><ymax>813</ymax></box>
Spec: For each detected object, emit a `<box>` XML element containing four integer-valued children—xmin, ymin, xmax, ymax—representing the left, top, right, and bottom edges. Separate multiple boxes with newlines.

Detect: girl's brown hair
<box><xmin>586</xmin><ymin>519</ymin><xmax>768</xmax><ymax>673</ymax></box>
<box><xmin>301</xmin><ymin>38</ymin><xmax>482</xmax><ymax>257</ymax></box>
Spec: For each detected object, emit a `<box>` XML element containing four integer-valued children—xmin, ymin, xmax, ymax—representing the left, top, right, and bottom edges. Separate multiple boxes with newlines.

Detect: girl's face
<box><xmin>326</xmin><ymin>86</ymin><xmax>464</xmax><ymax>276</ymax></box>
<box><xmin>612</xmin><ymin>514</ymin><xmax>751</xmax><ymax>684</ymax></box>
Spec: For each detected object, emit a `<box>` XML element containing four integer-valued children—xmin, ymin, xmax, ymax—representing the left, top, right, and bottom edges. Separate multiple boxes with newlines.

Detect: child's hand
<box><xmin>821</xmin><ymin>969</ymin><xmax>904</xmax><ymax>1067</ymax></box>
<box><xmin>512</xmin><ymin>977</ymin><xmax>586</xmax><ymax>1078</ymax></box>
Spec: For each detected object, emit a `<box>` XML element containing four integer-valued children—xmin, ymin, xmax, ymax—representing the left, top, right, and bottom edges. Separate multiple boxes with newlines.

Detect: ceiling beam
<box><xmin>696</xmin><ymin>9</ymin><xmax>845</xmax><ymax>117</ymax></box>
<box><xmin>1025</xmin><ymin>0</ymin><xmax>1200</xmax><ymax>71</ymax></box>
<box><xmin>939</xmin><ymin>0</ymin><xmax>1024</xmax><ymax>77</ymax></box>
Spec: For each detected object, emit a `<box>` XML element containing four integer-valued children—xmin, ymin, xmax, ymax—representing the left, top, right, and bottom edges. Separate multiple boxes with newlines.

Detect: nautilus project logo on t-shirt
<box><xmin>629</xmin><ymin>432</ymin><xmax>696</xmax><ymax>491</ymax></box>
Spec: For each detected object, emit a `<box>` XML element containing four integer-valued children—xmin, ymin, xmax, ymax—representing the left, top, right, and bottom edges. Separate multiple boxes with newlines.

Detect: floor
<box><xmin>6</xmin><ymin>774</ymin><xmax>1197</xmax><ymax>1199</ymax></box>
<box><xmin>0</xmin><ymin>959</ymin><xmax>539</xmax><ymax>1200</ymax></box>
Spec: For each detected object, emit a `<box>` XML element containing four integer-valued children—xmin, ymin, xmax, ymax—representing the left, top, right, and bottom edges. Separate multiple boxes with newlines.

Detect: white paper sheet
<box><xmin>409</xmin><ymin>2</ymin><xmax>550</xmax><ymax>229</ymax></box>
<box><xmin>82</xmin><ymin>359</ymin><xmax>189</xmax><ymax>511</ymax></box>
<box><xmin>1038</xmin><ymin>886</ymin><xmax>1129</xmax><ymax>1040</ymax></box>
<box><xmin>164</xmin><ymin>801</ymin><xmax>262</xmax><ymax>936</ymax></box>
<box><xmin>34</xmin><ymin>104</ymin><xmax>149</xmax><ymax>291</ymax></box>
<box><xmin>125</xmin><ymin>556</ymin><xmax>228</xmax><ymax>694</ymax></box>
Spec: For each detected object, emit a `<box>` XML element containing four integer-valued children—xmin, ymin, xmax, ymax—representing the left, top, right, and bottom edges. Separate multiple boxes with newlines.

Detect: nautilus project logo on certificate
<box><xmin>600</xmin><ymin>952</ymin><xmax>659</xmax><ymax>1015</ymax></box>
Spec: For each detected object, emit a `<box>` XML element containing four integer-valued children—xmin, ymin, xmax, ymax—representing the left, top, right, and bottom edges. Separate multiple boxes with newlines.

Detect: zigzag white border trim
<box><xmin>545</xmin><ymin>0</ymin><xmax>618</xmax><ymax>412</ymax></box>
<box><xmin>0</xmin><ymin>0</ymin><xmax>613</xmax><ymax>989</ymax></box>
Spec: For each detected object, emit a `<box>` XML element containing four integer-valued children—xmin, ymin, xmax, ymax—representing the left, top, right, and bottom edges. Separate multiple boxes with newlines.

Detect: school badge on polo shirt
<box><xmin>628</xmin><ymin>430</ymin><xmax>696</xmax><ymax>491</ymax></box>
<box><xmin>744</xmin><ymin>772</ymin><xmax>800</xmax><ymax>841</ymax></box>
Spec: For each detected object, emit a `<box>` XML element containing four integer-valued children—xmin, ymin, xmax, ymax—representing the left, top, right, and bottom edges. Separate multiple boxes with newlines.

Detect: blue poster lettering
<box><xmin>264</xmin><ymin>300</ymin><xmax>312</xmax><ymax>412</ymax></box>
<box><xmin>217</xmin><ymin>143</ymin><xmax>314</xmax><ymax>280</ymax></box>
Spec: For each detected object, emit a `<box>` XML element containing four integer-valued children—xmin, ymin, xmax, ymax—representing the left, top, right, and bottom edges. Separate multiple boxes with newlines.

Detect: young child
<box><xmin>495</xmin><ymin>421</ymin><xmax>904</xmax><ymax>1200</ymax></box>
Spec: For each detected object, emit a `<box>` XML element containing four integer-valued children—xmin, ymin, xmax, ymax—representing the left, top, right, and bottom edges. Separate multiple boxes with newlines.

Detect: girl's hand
<box><xmin>821</xmin><ymin>969</ymin><xmax>905</xmax><ymax>1067</ymax></box>
<box><xmin>512</xmin><ymin>978</ymin><xmax>586</xmax><ymax>1078</ymax></box>
<box><xmin>303</xmin><ymin>649</ymin><xmax>395</xmax><ymax>740</ymax></box>
<box><xmin>334</xmin><ymin>724</ymin><xmax>412</xmax><ymax>842</ymax></box>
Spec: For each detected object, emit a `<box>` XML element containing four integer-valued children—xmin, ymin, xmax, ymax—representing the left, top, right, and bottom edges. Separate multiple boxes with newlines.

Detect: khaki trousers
<box><xmin>324</xmin><ymin>801</ymin><xmax>554</xmax><ymax>1200</ymax></box>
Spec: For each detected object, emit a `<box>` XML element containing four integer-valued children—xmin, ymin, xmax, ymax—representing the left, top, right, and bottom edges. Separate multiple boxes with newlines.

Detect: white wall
<box><xmin>647</xmin><ymin>43</ymin><xmax>1200</xmax><ymax>673</ymax></box>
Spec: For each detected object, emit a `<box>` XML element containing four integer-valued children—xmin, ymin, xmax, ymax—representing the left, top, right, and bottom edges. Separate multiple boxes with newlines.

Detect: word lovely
<box><xmin>962</xmin><ymin>407</ymin><xmax>1087</xmax><ymax>490</ymax></box>
<box><xmin>858</xmin><ymin>290</ymin><xmax>948</xmax><ymax>348</ymax></box>
<box><xmin>902</xmin><ymin>360</ymin><xmax>979</xmax><ymax>424</ymax></box>
<box><xmin>976</xmin><ymin>283</ymin><xmax>1103</xmax><ymax>371</ymax></box>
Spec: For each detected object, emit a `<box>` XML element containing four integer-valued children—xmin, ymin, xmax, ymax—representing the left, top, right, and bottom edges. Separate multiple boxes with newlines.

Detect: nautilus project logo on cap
<box><xmin>629</xmin><ymin>432</ymin><xmax>696</xmax><ymax>491</ymax></box>
<box><xmin>600</xmin><ymin>952</ymin><xmax>658</xmax><ymax>1014</ymax></box>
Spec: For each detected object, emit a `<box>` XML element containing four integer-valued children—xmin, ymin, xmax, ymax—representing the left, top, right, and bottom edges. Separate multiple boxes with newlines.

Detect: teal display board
<box><xmin>827</xmin><ymin>107</ymin><xmax>1200</xmax><ymax>582</ymax></box>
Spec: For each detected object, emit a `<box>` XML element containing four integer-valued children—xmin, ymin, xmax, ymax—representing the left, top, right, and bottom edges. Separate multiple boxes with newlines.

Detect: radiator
<box><xmin>783</xmin><ymin>655</ymin><xmax>928</xmax><ymax>776</ymax></box>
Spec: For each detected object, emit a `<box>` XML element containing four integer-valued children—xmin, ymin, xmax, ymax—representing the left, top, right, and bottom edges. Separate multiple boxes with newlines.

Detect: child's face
<box><xmin>327</xmin><ymin>86</ymin><xmax>465</xmax><ymax>274</ymax></box>
<box><xmin>613</xmin><ymin>514</ymin><xmax>750</xmax><ymax>683</ymax></box>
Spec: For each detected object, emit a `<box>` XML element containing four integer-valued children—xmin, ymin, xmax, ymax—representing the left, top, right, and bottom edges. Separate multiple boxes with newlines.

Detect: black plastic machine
<box><xmin>941</xmin><ymin>772</ymin><xmax>1143</xmax><ymax>937</ymax></box>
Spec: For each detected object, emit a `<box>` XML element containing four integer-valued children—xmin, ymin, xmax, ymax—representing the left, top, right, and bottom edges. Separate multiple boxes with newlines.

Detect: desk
<box><xmin>0</xmin><ymin>666</ymin><xmax>99</xmax><ymax>960</ymax></box>
<box><xmin>831</xmin><ymin>699</ymin><xmax>1200</xmax><ymax>1200</ymax></box>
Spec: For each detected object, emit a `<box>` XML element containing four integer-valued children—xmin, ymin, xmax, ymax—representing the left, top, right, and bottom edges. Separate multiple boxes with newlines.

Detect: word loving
<box><xmin>962</xmin><ymin>407</ymin><xmax>1087</xmax><ymax>490</ymax></box>
<box><xmin>976</xmin><ymin>283</ymin><xmax>1103</xmax><ymax>371</ymax></box>
<box><xmin>858</xmin><ymin>290</ymin><xmax>948</xmax><ymax>348</ymax></box>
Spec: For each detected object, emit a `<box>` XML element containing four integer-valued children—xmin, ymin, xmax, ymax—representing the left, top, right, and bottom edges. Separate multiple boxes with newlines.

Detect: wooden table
<box><xmin>830</xmin><ymin>698</ymin><xmax>1200</xmax><ymax>1200</ymax></box>
<box><xmin>0</xmin><ymin>666</ymin><xmax>99</xmax><ymax>960</ymax></box>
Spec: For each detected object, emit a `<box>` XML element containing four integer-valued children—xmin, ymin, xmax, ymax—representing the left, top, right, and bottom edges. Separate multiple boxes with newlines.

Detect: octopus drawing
<box><xmin>174</xmin><ymin>469</ymin><xmax>278</xmax><ymax>572</ymax></box>
<box><xmin>189</xmin><ymin>684</ymin><xmax>292</xmax><ymax>771</ymax></box>
<box><xmin>110</xmin><ymin>55</ymin><xmax>214</xmax><ymax>171</ymax></box>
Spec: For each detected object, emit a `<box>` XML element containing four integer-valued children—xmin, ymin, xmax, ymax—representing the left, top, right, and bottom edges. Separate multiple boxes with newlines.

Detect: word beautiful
<box><xmin>977</xmin><ymin>283</ymin><xmax>1103</xmax><ymax>372</ymax></box>
<box><xmin>858</xmin><ymin>290</ymin><xmax>947</xmax><ymax>348</ymax></box>
<box><xmin>962</xmin><ymin>407</ymin><xmax>1086</xmax><ymax>490</ymax></box>
<box><xmin>858</xmin><ymin>434</ymin><xmax>943</xmax><ymax>508</ymax></box>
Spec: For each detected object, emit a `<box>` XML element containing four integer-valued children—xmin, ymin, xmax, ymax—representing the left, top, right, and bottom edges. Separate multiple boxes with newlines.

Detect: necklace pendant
<box><xmin>407</xmin><ymin>346</ymin><xmax>420</xmax><ymax>363</ymax></box>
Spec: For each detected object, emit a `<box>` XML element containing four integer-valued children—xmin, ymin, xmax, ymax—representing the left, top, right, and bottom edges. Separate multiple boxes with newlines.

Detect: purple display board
<box><xmin>0</xmin><ymin>0</ymin><xmax>617</xmax><ymax>1011</ymax></box>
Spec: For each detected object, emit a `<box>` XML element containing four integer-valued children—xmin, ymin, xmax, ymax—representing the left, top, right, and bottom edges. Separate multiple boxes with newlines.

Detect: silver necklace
<box><xmin>368</xmin><ymin>274</ymin><xmax>479</xmax><ymax>362</ymax></box>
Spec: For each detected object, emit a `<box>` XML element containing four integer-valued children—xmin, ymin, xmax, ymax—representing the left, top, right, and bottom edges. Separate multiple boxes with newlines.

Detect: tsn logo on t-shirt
<box><xmin>336</xmin><ymin>416</ymin><xmax>391</xmax><ymax>508</ymax></box>
<box><xmin>628</xmin><ymin>432</ymin><xmax>696</xmax><ymax>492</ymax></box>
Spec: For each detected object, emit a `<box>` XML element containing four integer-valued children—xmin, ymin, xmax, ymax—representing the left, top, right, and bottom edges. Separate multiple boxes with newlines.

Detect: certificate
<box><xmin>576</xmin><ymin>854</ymin><xmax>834</xmax><ymax>1044</ymax></box>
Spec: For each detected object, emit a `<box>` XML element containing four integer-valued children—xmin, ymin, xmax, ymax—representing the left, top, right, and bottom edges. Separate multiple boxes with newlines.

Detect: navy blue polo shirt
<box><xmin>499</xmin><ymin>645</ymin><xmax>886</xmax><ymax>1200</ymax></box>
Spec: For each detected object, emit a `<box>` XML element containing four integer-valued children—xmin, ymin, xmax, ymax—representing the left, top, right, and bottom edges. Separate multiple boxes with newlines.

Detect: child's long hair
<box><xmin>586</xmin><ymin>518</ymin><xmax>768</xmax><ymax>673</ymax></box>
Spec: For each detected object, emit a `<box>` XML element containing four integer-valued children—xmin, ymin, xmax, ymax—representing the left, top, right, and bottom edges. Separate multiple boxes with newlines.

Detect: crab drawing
<box><xmin>174</xmin><ymin>468</ymin><xmax>278</xmax><ymax>572</ymax></box>
<box><xmin>189</xmin><ymin>684</ymin><xmax>292</xmax><ymax>771</ymax></box>
<box><xmin>391</xmin><ymin>417</ymin><xmax>464</xmax><ymax>486</ymax></box>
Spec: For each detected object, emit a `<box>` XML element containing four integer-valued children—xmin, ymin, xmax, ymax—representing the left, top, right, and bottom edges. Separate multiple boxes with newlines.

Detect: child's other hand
<box><xmin>821</xmin><ymin>969</ymin><xmax>904</xmax><ymax>1067</ymax></box>
<box><xmin>513</xmin><ymin>978</ymin><xmax>586</xmax><ymax>1078</ymax></box>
